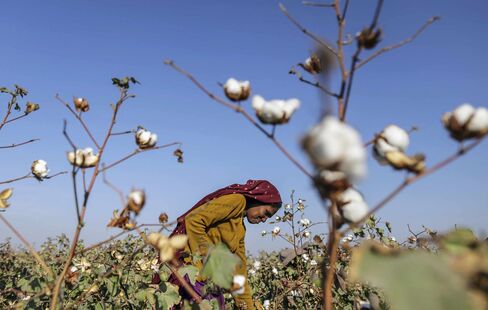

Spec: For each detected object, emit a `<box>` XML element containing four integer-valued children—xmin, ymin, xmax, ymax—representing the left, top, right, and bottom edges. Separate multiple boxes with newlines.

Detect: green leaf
<box><xmin>350</xmin><ymin>243</ymin><xmax>474</xmax><ymax>310</ymax></box>
<box><xmin>441</xmin><ymin>228</ymin><xmax>477</xmax><ymax>254</ymax></box>
<box><xmin>202</xmin><ymin>243</ymin><xmax>240</xmax><ymax>289</ymax></box>
<box><xmin>178</xmin><ymin>264</ymin><xmax>199</xmax><ymax>285</ymax></box>
<box><xmin>154</xmin><ymin>282</ymin><xmax>181</xmax><ymax>309</ymax></box>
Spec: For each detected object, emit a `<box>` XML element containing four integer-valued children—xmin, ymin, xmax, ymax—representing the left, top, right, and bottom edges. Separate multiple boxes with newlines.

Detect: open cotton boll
<box><xmin>382</xmin><ymin>125</ymin><xmax>409</xmax><ymax>151</ymax></box>
<box><xmin>452</xmin><ymin>103</ymin><xmax>475</xmax><ymax>125</ymax></box>
<box><xmin>128</xmin><ymin>190</ymin><xmax>145</xmax><ymax>214</ymax></box>
<box><xmin>282</xmin><ymin>99</ymin><xmax>300</xmax><ymax>119</ymax></box>
<box><xmin>31</xmin><ymin>159</ymin><xmax>49</xmax><ymax>180</ymax></box>
<box><xmin>232</xmin><ymin>275</ymin><xmax>246</xmax><ymax>295</ymax></box>
<box><xmin>303</xmin><ymin>116</ymin><xmax>366</xmax><ymax>182</ymax></box>
<box><xmin>467</xmin><ymin>107</ymin><xmax>488</xmax><ymax>133</ymax></box>
<box><xmin>339</xmin><ymin>188</ymin><xmax>364</xmax><ymax>204</ymax></box>
<box><xmin>224</xmin><ymin>78</ymin><xmax>250</xmax><ymax>101</ymax></box>
<box><xmin>252</xmin><ymin>95</ymin><xmax>300</xmax><ymax>125</ymax></box>
<box><xmin>341</xmin><ymin>200</ymin><xmax>368</xmax><ymax>223</ymax></box>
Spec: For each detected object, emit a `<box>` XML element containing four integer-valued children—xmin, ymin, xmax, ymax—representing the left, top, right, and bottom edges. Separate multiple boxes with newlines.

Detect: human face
<box><xmin>246</xmin><ymin>205</ymin><xmax>278</xmax><ymax>224</ymax></box>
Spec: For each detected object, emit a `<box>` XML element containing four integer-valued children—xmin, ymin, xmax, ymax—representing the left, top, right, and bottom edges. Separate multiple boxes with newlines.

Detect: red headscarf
<box><xmin>171</xmin><ymin>179</ymin><xmax>282</xmax><ymax>236</ymax></box>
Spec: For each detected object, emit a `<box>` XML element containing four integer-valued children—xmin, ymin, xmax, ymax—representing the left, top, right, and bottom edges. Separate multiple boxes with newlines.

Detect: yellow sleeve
<box><xmin>185</xmin><ymin>194</ymin><xmax>246</xmax><ymax>257</ymax></box>
<box><xmin>233</xmin><ymin>238</ymin><xmax>255</xmax><ymax>310</ymax></box>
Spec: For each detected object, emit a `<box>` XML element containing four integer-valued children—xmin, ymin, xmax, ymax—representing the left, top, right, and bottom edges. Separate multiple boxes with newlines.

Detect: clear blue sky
<box><xmin>1</xmin><ymin>1</ymin><xmax>487</xmax><ymax>253</ymax></box>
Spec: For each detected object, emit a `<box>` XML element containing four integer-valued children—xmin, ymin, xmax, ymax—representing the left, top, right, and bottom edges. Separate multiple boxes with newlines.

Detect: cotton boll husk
<box><xmin>169</xmin><ymin>235</ymin><xmax>188</xmax><ymax>249</ymax></box>
<box><xmin>382</xmin><ymin>125</ymin><xmax>409</xmax><ymax>151</ymax></box>
<box><xmin>342</xmin><ymin>200</ymin><xmax>368</xmax><ymax>223</ymax></box>
<box><xmin>453</xmin><ymin>103</ymin><xmax>475</xmax><ymax>126</ymax></box>
<box><xmin>467</xmin><ymin>107</ymin><xmax>488</xmax><ymax>134</ymax></box>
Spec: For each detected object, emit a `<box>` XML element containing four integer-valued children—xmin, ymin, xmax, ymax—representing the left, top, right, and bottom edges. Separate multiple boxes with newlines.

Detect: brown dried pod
<box><xmin>384</xmin><ymin>151</ymin><xmax>426</xmax><ymax>174</ymax></box>
<box><xmin>25</xmin><ymin>102</ymin><xmax>40</xmax><ymax>114</ymax></box>
<box><xmin>357</xmin><ymin>27</ymin><xmax>382</xmax><ymax>49</ymax></box>
<box><xmin>173</xmin><ymin>148</ymin><xmax>184</xmax><ymax>163</ymax></box>
<box><xmin>73</xmin><ymin>97</ymin><xmax>89</xmax><ymax>112</ymax></box>
<box><xmin>300</xmin><ymin>55</ymin><xmax>322</xmax><ymax>74</ymax></box>
<box><xmin>159</xmin><ymin>212</ymin><xmax>169</xmax><ymax>224</ymax></box>
<box><xmin>127</xmin><ymin>190</ymin><xmax>145</xmax><ymax>215</ymax></box>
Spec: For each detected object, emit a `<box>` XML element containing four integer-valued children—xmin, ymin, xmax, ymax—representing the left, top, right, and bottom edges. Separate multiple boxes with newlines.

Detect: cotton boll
<box><xmin>31</xmin><ymin>159</ymin><xmax>49</xmax><ymax>180</ymax></box>
<box><xmin>252</xmin><ymin>95</ymin><xmax>265</xmax><ymax>111</ymax></box>
<box><xmin>224</xmin><ymin>78</ymin><xmax>250</xmax><ymax>101</ymax></box>
<box><xmin>252</xmin><ymin>95</ymin><xmax>300</xmax><ymax>124</ymax></box>
<box><xmin>282</xmin><ymin>99</ymin><xmax>300</xmax><ymax>119</ymax></box>
<box><xmin>303</xmin><ymin>116</ymin><xmax>366</xmax><ymax>182</ymax></box>
<box><xmin>232</xmin><ymin>275</ymin><xmax>246</xmax><ymax>295</ymax></box>
<box><xmin>342</xmin><ymin>200</ymin><xmax>368</xmax><ymax>223</ymax></box>
<box><xmin>467</xmin><ymin>107</ymin><xmax>488</xmax><ymax>134</ymax></box>
<box><xmin>339</xmin><ymin>188</ymin><xmax>364</xmax><ymax>204</ymax></box>
<box><xmin>453</xmin><ymin>103</ymin><xmax>475</xmax><ymax>126</ymax></box>
<box><xmin>382</xmin><ymin>125</ymin><xmax>409</xmax><ymax>151</ymax></box>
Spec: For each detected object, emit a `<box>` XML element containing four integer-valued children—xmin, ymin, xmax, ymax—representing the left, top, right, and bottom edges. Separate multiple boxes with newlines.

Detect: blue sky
<box><xmin>1</xmin><ymin>1</ymin><xmax>487</xmax><ymax>253</ymax></box>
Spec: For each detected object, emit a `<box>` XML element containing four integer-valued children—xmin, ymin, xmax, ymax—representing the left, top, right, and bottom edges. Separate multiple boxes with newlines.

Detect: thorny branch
<box><xmin>164</xmin><ymin>59</ymin><xmax>314</xmax><ymax>179</ymax></box>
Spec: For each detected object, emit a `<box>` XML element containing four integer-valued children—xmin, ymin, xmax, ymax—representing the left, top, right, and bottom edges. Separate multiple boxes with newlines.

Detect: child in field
<box><xmin>153</xmin><ymin>179</ymin><xmax>282</xmax><ymax>309</ymax></box>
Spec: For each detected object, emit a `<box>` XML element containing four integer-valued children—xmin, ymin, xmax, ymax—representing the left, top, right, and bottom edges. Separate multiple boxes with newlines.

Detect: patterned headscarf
<box><xmin>171</xmin><ymin>179</ymin><xmax>282</xmax><ymax>236</ymax></box>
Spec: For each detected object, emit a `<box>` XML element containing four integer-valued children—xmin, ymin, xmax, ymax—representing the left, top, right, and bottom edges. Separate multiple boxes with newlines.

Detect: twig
<box><xmin>0</xmin><ymin>213</ymin><xmax>54</xmax><ymax>278</ymax></box>
<box><xmin>302</xmin><ymin>1</ymin><xmax>335</xmax><ymax>8</ymax></box>
<box><xmin>110</xmin><ymin>130</ymin><xmax>133</xmax><ymax>136</ymax></box>
<box><xmin>164</xmin><ymin>60</ymin><xmax>314</xmax><ymax>179</ymax></box>
<box><xmin>290</xmin><ymin>69</ymin><xmax>339</xmax><ymax>97</ymax></box>
<box><xmin>77</xmin><ymin>223</ymin><xmax>173</xmax><ymax>255</ymax></box>
<box><xmin>0</xmin><ymin>173</ymin><xmax>32</xmax><ymax>185</ymax></box>
<box><xmin>102</xmin><ymin>164</ymin><xmax>126</xmax><ymax>206</ymax></box>
<box><xmin>63</xmin><ymin>120</ymin><xmax>81</xmax><ymax>223</ymax></box>
<box><xmin>55</xmin><ymin>94</ymin><xmax>101</xmax><ymax>149</ymax></box>
<box><xmin>355</xmin><ymin>16</ymin><xmax>440</xmax><ymax>70</ymax></box>
<box><xmin>98</xmin><ymin>142</ymin><xmax>182</xmax><ymax>173</ymax></box>
<box><xmin>167</xmin><ymin>261</ymin><xmax>203</xmax><ymax>304</ymax></box>
<box><xmin>3</xmin><ymin>113</ymin><xmax>30</xmax><ymax>125</ymax></box>
<box><xmin>279</xmin><ymin>3</ymin><xmax>338</xmax><ymax>57</ymax></box>
<box><xmin>323</xmin><ymin>204</ymin><xmax>339</xmax><ymax>310</ymax></box>
<box><xmin>0</xmin><ymin>138</ymin><xmax>39</xmax><ymax>149</ymax></box>
<box><xmin>353</xmin><ymin>136</ymin><xmax>486</xmax><ymax>228</ymax></box>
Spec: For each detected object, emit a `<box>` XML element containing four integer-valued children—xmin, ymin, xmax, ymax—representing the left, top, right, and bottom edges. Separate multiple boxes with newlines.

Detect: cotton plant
<box><xmin>251</xmin><ymin>95</ymin><xmax>300</xmax><ymax>125</ymax></box>
<box><xmin>135</xmin><ymin>126</ymin><xmax>158</xmax><ymax>149</ymax></box>
<box><xmin>373</xmin><ymin>124</ymin><xmax>425</xmax><ymax>174</ymax></box>
<box><xmin>67</xmin><ymin>147</ymin><xmax>99</xmax><ymax>168</ymax></box>
<box><xmin>442</xmin><ymin>103</ymin><xmax>488</xmax><ymax>141</ymax></box>
<box><xmin>31</xmin><ymin>159</ymin><xmax>49</xmax><ymax>181</ymax></box>
<box><xmin>223</xmin><ymin>78</ymin><xmax>251</xmax><ymax>102</ymax></box>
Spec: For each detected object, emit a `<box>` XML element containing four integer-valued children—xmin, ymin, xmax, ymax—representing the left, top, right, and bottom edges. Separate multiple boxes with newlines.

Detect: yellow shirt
<box><xmin>184</xmin><ymin>194</ymin><xmax>255</xmax><ymax>309</ymax></box>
